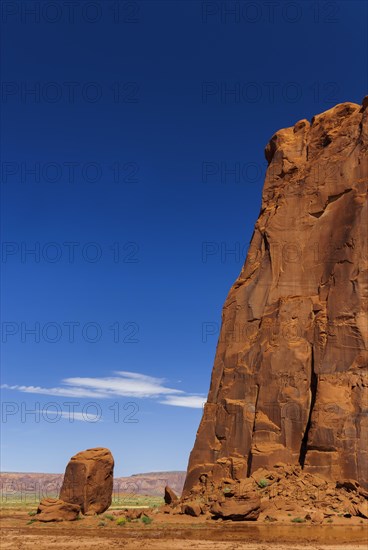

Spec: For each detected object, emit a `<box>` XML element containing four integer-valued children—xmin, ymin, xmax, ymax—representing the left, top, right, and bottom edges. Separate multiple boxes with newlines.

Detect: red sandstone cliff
<box><xmin>184</xmin><ymin>98</ymin><xmax>368</xmax><ymax>496</ymax></box>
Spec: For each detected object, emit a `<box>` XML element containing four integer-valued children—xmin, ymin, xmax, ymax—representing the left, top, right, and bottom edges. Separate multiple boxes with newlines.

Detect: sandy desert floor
<box><xmin>1</xmin><ymin>510</ymin><xmax>367</xmax><ymax>550</ymax></box>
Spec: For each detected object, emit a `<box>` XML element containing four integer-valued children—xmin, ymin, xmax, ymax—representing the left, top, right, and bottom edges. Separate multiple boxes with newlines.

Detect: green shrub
<box><xmin>141</xmin><ymin>515</ymin><xmax>152</xmax><ymax>525</ymax></box>
<box><xmin>104</xmin><ymin>514</ymin><xmax>114</xmax><ymax>521</ymax></box>
<box><xmin>258</xmin><ymin>478</ymin><xmax>268</xmax><ymax>488</ymax></box>
<box><xmin>327</xmin><ymin>519</ymin><xmax>333</xmax><ymax>523</ymax></box>
<box><xmin>291</xmin><ymin>517</ymin><xmax>306</xmax><ymax>523</ymax></box>
<box><xmin>28</xmin><ymin>510</ymin><xmax>37</xmax><ymax>516</ymax></box>
<box><xmin>26</xmin><ymin>519</ymin><xmax>36</xmax><ymax>525</ymax></box>
<box><xmin>98</xmin><ymin>521</ymin><xmax>106</xmax><ymax>527</ymax></box>
<box><xmin>116</xmin><ymin>517</ymin><xmax>127</xmax><ymax>526</ymax></box>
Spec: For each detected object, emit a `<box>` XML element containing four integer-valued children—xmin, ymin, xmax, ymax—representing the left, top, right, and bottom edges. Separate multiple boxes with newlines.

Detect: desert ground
<box><xmin>1</xmin><ymin>498</ymin><xmax>367</xmax><ymax>550</ymax></box>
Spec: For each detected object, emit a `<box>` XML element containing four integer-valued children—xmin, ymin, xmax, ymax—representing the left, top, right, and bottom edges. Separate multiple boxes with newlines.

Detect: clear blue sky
<box><xmin>1</xmin><ymin>0</ymin><xmax>367</xmax><ymax>476</ymax></box>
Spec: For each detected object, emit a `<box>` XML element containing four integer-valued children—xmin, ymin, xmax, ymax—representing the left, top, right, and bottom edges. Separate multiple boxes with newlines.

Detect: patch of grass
<box><xmin>258</xmin><ymin>478</ymin><xmax>268</xmax><ymax>488</ymax></box>
<box><xmin>287</xmin><ymin>513</ymin><xmax>292</xmax><ymax>516</ymax></box>
<box><xmin>1</xmin><ymin>492</ymin><xmax>60</xmax><ymax>509</ymax></box>
<box><xmin>223</xmin><ymin>487</ymin><xmax>231</xmax><ymax>494</ymax></box>
<box><xmin>327</xmin><ymin>519</ymin><xmax>333</xmax><ymax>523</ymax></box>
<box><xmin>28</xmin><ymin>510</ymin><xmax>37</xmax><ymax>516</ymax></box>
<box><xmin>26</xmin><ymin>519</ymin><xmax>36</xmax><ymax>525</ymax></box>
<box><xmin>291</xmin><ymin>517</ymin><xmax>306</xmax><ymax>523</ymax></box>
<box><xmin>98</xmin><ymin>521</ymin><xmax>106</xmax><ymax>527</ymax></box>
<box><xmin>116</xmin><ymin>517</ymin><xmax>127</xmax><ymax>526</ymax></box>
<box><xmin>141</xmin><ymin>515</ymin><xmax>152</xmax><ymax>525</ymax></box>
<box><xmin>110</xmin><ymin>494</ymin><xmax>163</xmax><ymax>509</ymax></box>
<box><xmin>104</xmin><ymin>514</ymin><xmax>114</xmax><ymax>521</ymax></box>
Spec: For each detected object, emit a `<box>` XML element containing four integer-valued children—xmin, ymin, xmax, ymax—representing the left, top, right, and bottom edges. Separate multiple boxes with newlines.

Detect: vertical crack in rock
<box><xmin>246</xmin><ymin>384</ymin><xmax>260</xmax><ymax>477</ymax></box>
<box><xmin>299</xmin><ymin>346</ymin><xmax>317</xmax><ymax>469</ymax></box>
<box><xmin>183</xmin><ymin>98</ymin><xmax>368</xmax><ymax>496</ymax></box>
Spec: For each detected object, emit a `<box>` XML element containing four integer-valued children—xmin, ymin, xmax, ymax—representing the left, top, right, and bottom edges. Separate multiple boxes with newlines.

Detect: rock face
<box><xmin>36</xmin><ymin>498</ymin><xmax>81</xmax><ymax>522</ymax></box>
<box><xmin>184</xmin><ymin>99</ymin><xmax>368</xmax><ymax>497</ymax></box>
<box><xmin>59</xmin><ymin>447</ymin><xmax>114</xmax><ymax>514</ymax></box>
<box><xmin>164</xmin><ymin>485</ymin><xmax>178</xmax><ymax>504</ymax></box>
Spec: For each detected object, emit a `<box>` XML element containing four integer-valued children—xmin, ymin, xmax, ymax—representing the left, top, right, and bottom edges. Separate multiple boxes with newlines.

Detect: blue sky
<box><xmin>1</xmin><ymin>0</ymin><xmax>367</xmax><ymax>476</ymax></box>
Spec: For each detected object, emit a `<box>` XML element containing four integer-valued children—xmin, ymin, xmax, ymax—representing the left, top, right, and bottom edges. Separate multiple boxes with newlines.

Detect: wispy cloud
<box><xmin>1</xmin><ymin>371</ymin><xmax>206</xmax><ymax>409</ymax></box>
<box><xmin>41</xmin><ymin>409</ymin><xmax>100</xmax><ymax>422</ymax></box>
<box><xmin>159</xmin><ymin>395</ymin><xmax>206</xmax><ymax>409</ymax></box>
<box><xmin>1</xmin><ymin>384</ymin><xmax>107</xmax><ymax>398</ymax></box>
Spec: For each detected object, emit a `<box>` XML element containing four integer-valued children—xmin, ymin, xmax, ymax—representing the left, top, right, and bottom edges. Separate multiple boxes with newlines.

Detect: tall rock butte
<box><xmin>184</xmin><ymin>99</ymin><xmax>368</xmax><ymax>496</ymax></box>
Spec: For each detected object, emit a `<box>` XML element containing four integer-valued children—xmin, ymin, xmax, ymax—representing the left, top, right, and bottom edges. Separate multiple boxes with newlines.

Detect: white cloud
<box><xmin>0</xmin><ymin>384</ymin><xmax>106</xmax><ymax>398</ymax></box>
<box><xmin>63</xmin><ymin>371</ymin><xmax>183</xmax><ymax>398</ymax></box>
<box><xmin>41</xmin><ymin>409</ymin><xmax>100</xmax><ymax>422</ymax></box>
<box><xmin>160</xmin><ymin>395</ymin><xmax>206</xmax><ymax>409</ymax></box>
<box><xmin>1</xmin><ymin>371</ymin><xmax>205</xmax><ymax>409</ymax></box>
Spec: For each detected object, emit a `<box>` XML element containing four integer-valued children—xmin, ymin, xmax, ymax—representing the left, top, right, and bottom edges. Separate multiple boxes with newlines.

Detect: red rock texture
<box><xmin>36</xmin><ymin>498</ymin><xmax>81</xmax><ymax>522</ymax></box>
<box><xmin>59</xmin><ymin>447</ymin><xmax>114</xmax><ymax>514</ymax></box>
<box><xmin>182</xmin><ymin>502</ymin><xmax>202</xmax><ymax>517</ymax></box>
<box><xmin>184</xmin><ymin>99</ymin><xmax>368</xmax><ymax>497</ymax></box>
<box><xmin>164</xmin><ymin>485</ymin><xmax>178</xmax><ymax>504</ymax></box>
<box><xmin>210</xmin><ymin>495</ymin><xmax>261</xmax><ymax>521</ymax></box>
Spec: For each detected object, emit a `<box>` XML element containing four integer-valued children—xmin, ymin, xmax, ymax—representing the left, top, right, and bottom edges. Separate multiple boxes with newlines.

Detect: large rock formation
<box><xmin>184</xmin><ymin>99</ymin><xmax>368</xmax><ymax>497</ymax></box>
<box><xmin>59</xmin><ymin>447</ymin><xmax>114</xmax><ymax>514</ymax></box>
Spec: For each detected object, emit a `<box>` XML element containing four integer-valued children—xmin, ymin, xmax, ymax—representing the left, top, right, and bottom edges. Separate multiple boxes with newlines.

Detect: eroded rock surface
<box><xmin>59</xmin><ymin>447</ymin><xmax>114</xmax><ymax>514</ymax></box>
<box><xmin>210</xmin><ymin>495</ymin><xmax>261</xmax><ymax>521</ymax></box>
<box><xmin>184</xmin><ymin>99</ymin><xmax>368</xmax><ymax>497</ymax></box>
<box><xmin>36</xmin><ymin>498</ymin><xmax>81</xmax><ymax>522</ymax></box>
<box><xmin>164</xmin><ymin>485</ymin><xmax>178</xmax><ymax>504</ymax></box>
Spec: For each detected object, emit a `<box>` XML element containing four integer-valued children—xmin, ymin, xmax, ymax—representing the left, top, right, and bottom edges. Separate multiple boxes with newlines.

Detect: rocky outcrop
<box><xmin>178</xmin><ymin>463</ymin><xmax>368</xmax><ymax>522</ymax></box>
<box><xmin>59</xmin><ymin>447</ymin><xmax>114</xmax><ymax>515</ymax></box>
<box><xmin>184</xmin><ymin>98</ymin><xmax>368</xmax><ymax>497</ymax></box>
<box><xmin>36</xmin><ymin>498</ymin><xmax>80</xmax><ymax>522</ymax></box>
<box><xmin>164</xmin><ymin>485</ymin><xmax>178</xmax><ymax>504</ymax></box>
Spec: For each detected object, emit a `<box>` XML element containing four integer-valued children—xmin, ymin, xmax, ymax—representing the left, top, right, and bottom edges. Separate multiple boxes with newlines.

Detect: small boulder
<box><xmin>210</xmin><ymin>496</ymin><xmax>261</xmax><ymax>521</ymax></box>
<box><xmin>306</xmin><ymin>510</ymin><xmax>324</xmax><ymax>524</ymax></box>
<box><xmin>160</xmin><ymin>504</ymin><xmax>173</xmax><ymax>514</ymax></box>
<box><xmin>336</xmin><ymin>479</ymin><xmax>359</xmax><ymax>493</ymax></box>
<box><xmin>182</xmin><ymin>502</ymin><xmax>202</xmax><ymax>517</ymax></box>
<box><xmin>357</xmin><ymin>501</ymin><xmax>368</xmax><ymax>519</ymax></box>
<box><xmin>164</xmin><ymin>485</ymin><xmax>178</xmax><ymax>505</ymax></box>
<box><xmin>124</xmin><ymin>508</ymin><xmax>144</xmax><ymax>520</ymax></box>
<box><xmin>36</xmin><ymin>498</ymin><xmax>80</xmax><ymax>522</ymax></box>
